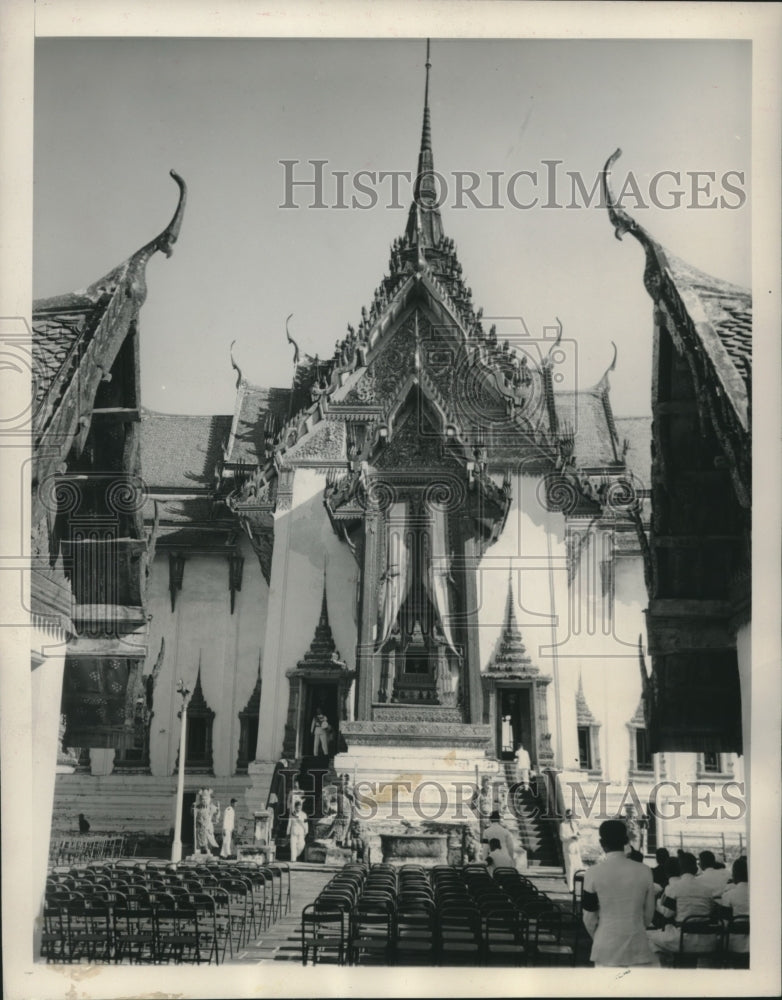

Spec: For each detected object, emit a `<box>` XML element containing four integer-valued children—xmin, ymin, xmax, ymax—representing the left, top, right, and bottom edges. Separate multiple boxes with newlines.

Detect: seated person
<box><xmin>647</xmin><ymin>852</ymin><xmax>718</xmax><ymax>960</ymax></box>
<box><xmin>697</xmin><ymin>850</ymin><xmax>731</xmax><ymax>893</ymax></box>
<box><xmin>715</xmin><ymin>856</ymin><xmax>749</xmax><ymax>955</ymax></box>
<box><xmin>486</xmin><ymin>837</ymin><xmax>515</xmax><ymax>876</ymax></box>
<box><xmin>651</xmin><ymin>847</ymin><xmax>670</xmax><ymax>890</ymax></box>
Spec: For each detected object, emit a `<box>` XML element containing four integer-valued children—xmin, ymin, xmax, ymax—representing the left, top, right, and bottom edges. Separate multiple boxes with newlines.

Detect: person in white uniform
<box><xmin>220</xmin><ymin>798</ymin><xmax>237</xmax><ymax>858</ymax></box>
<box><xmin>581</xmin><ymin>819</ymin><xmax>657</xmax><ymax>967</ymax></box>
<box><xmin>514</xmin><ymin>742</ymin><xmax>531</xmax><ymax>789</ymax></box>
<box><xmin>286</xmin><ymin>800</ymin><xmax>309</xmax><ymax>862</ymax></box>
<box><xmin>559</xmin><ymin>808</ymin><xmax>584</xmax><ymax>892</ymax></box>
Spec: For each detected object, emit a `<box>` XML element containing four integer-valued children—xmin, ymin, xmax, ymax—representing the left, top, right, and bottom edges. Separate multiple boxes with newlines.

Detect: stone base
<box><xmin>334</xmin><ymin>723</ymin><xmax>498</xmax><ymax>826</ymax></box>
<box><xmin>380</xmin><ymin>832</ymin><xmax>448</xmax><ymax>867</ymax></box>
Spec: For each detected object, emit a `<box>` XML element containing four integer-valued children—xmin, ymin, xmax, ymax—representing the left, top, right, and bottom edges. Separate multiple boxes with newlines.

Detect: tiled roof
<box><xmin>140</xmin><ymin>411</ymin><xmax>232</xmax><ymax>489</ymax></box>
<box><xmin>32</xmin><ymin>293</ymin><xmax>108</xmax><ymax>427</ymax></box>
<box><xmin>614</xmin><ymin>416</ymin><xmax>652</xmax><ymax>489</ymax></box>
<box><xmin>226</xmin><ymin>383</ymin><xmax>293</xmax><ymax>465</ymax></box>
<box><xmin>554</xmin><ymin>389</ymin><xmax>619</xmax><ymax>469</ymax></box>
<box><xmin>665</xmin><ymin>254</ymin><xmax>752</xmax><ymax>394</ymax></box>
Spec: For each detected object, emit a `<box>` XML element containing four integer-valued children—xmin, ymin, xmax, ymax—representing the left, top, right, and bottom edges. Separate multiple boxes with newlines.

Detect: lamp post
<box><xmin>171</xmin><ymin>678</ymin><xmax>191</xmax><ymax>863</ymax></box>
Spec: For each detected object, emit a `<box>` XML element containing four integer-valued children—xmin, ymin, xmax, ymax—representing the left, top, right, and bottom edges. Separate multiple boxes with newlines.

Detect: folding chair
<box><xmin>673</xmin><ymin>915</ymin><xmax>725</xmax><ymax>969</ymax></box>
<box><xmin>301</xmin><ymin>904</ymin><xmax>348</xmax><ymax>966</ymax></box>
<box><xmin>395</xmin><ymin>898</ymin><xmax>437</xmax><ymax>966</ymax></box>
<box><xmin>437</xmin><ymin>905</ymin><xmax>482</xmax><ymax>966</ymax></box>
<box><xmin>349</xmin><ymin>898</ymin><xmax>395</xmax><ymax>966</ymax></box>
<box><xmin>723</xmin><ymin>914</ymin><xmax>749</xmax><ymax>969</ymax></box>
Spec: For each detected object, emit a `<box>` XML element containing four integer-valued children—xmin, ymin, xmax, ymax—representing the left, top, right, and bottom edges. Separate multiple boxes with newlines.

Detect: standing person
<box><xmin>514</xmin><ymin>742</ymin><xmax>531</xmax><ymax>790</ymax></box>
<box><xmin>560</xmin><ymin>808</ymin><xmax>583</xmax><ymax>892</ymax></box>
<box><xmin>220</xmin><ymin>798</ymin><xmax>237</xmax><ymax>858</ymax></box>
<box><xmin>483</xmin><ymin>810</ymin><xmax>515</xmax><ymax>862</ymax></box>
<box><xmin>287</xmin><ymin>800</ymin><xmax>309</xmax><ymax>862</ymax></box>
<box><xmin>311</xmin><ymin>707</ymin><xmax>331</xmax><ymax>757</ymax></box>
<box><xmin>582</xmin><ymin>819</ymin><xmax>657</xmax><ymax>967</ymax></box>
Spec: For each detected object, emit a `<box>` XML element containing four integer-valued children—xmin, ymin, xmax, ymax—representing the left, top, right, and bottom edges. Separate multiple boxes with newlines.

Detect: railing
<box><xmin>670</xmin><ymin>830</ymin><xmax>745</xmax><ymax>862</ymax></box>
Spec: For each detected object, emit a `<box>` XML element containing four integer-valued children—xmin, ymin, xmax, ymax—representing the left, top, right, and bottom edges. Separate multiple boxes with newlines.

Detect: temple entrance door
<box><xmin>302</xmin><ymin>682</ymin><xmax>340</xmax><ymax>758</ymax></box>
<box><xmin>496</xmin><ymin>686</ymin><xmax>533</xmax><ymax>762</ymax></box>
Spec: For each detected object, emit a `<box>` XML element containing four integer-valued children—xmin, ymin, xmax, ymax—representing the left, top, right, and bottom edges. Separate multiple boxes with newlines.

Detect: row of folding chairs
<box><xmin>301</xmin><ymin>863</ymin><xmax>580</xmax><ymax>967</ymax></box>
<box><xmin>668</xmin><ymin>914</ymin><xmax>750</xmax><ymax>969</ymax></box>
<box><xmin>49</xmin><ymin>836</ymin><xmax>128</xmax><ymax>866</ymax></box>
<box><xmin>44</xmin><ymin>860</ymin><xmax>292</xmax><ymax>964</ymax></box>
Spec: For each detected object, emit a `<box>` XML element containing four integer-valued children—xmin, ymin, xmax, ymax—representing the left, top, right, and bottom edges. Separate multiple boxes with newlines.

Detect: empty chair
<box><xmin>349</xmin><ymin>898</ymin><xmax>395</xmax><ymax>966</ymax></box>
<box><xmin>395</xmin><ymin>898</ymin><xmax>437</xmax><ymax>966</ymax></box>
<box><xmin>483</xmin><ymin>905</ymin><xmax>526</xmax><ymax>966</ymax></box>
<box><xmin>301</xmin><ymin>904</ymin><xmax>348</xmax><ymax>966</ymax></box>
<box><xmin>437</xmin><ymin>906</ymin><xmax>482</xmax><ymax>966</ymax></box>
<box><xmin>529</xmin><ymin>909</ymin><xmax>577</xmax><ymax>967</ymax></box>
<box><xmin>113</xmin><ymin>890</ymin><xmax>156</xmax><ymax>964</ymax></box>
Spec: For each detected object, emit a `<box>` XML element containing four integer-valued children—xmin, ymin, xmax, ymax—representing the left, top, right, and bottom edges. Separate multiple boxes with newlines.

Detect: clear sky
<box><xmin>34</xmin><ymin>37</ymin><xmax>750</xmax><ymax>419</ymax></box>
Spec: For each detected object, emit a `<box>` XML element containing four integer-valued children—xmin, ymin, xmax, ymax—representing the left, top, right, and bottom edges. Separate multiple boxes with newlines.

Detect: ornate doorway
<box><xmin>496</xmin><ymin>686</ymin><xmax>533</xmax><ymax>761</ymax></box>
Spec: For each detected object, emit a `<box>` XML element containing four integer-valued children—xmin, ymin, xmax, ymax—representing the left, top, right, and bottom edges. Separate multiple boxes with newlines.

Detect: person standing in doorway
<box><xmin>311</xmin><ymin>707</ymin><xmax>331</xmax><ymax>757</ymax></box>
<box><xmin>560</xmin><ymin>808</ymin><xmax>584</xmax><ymax>892</ymax></box>
<box><xmin>220</xmin><ymin>798</ymin><xmax>237</xmax><ymax>858</ymax></box>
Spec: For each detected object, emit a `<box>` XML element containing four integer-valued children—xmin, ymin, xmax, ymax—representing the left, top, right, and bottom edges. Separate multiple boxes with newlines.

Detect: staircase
<box><xmin>501</xmin><ymin>761</ymin><xmax>562</xmax><ymax>869</ymax></box>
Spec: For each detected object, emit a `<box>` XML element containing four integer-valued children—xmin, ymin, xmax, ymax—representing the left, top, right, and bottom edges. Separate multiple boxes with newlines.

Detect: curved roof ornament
<box><xmin>135</xmin><ymin>169</ymin><xmax>188</xmax><ymax>262</ymax></box>
<box><xmin>229</xmin><ymin>339</ymin><xmax>244</xmax><ymax>389</ymax></box>
<box><xmin>87</xmin><ymin>170</ymin><xmax>187</xmax><ymax>301</ymax></box>
<box><xmin>544</xmin><ymin>316</ymin><xmax>563</xmax><ymax>364</ymax></box>
<box><xmin>285</xmin><ymin>313</ymin><xmax>300</xmax><ymax>367</ymax></box>
<box><xmin>602</xmin><ymin>148</ymin><xmax>639</xmax><ymax>242</ymax></box>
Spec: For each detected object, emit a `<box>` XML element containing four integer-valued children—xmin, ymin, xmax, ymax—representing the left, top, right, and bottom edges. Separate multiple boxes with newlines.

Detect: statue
<box><xmin>330</xmin><ymin>773</ymin><xmax>355</xmax><ymax>847</ymax></box>
<box><xmin>349</xmin><ymin>821</ymin><xmax>369</xmax><ymax>864</ymax></box>
<box><xmin>463</xmin><ymin>827</ymin><xmax>480</xmax><ymax>864</ymax></box>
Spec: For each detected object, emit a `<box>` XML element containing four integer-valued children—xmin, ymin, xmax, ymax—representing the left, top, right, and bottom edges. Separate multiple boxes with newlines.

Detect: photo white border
<box><xmin>1</xmin><ymin>2</ymin><xmax>779</xmax><ymax>998</ymax></box>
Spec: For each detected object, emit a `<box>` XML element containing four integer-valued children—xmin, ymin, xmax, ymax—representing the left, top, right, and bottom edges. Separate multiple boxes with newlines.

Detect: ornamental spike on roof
<box><xmin>575</xmin><ymin>672</ymin><xmax>599</xmax><ymax>726</ymax></box>
<box><xmin>487</xmin><ymin>575</ymin><xmax>538</xmax><ymax>674</ymax></box>
<box><xmin>297</xmin><ymin>573</ymin><xmax>344</xmax><ymax>667</ymax></box>
<box><xmin>404</xmin><ymin>39</ymin><xmax>444</xmax><ymax>252</ymax></box>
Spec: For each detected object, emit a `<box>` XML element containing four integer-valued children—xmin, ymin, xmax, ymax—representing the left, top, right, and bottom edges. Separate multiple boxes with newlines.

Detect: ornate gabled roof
<box><xmin>32</xmin><ymin>171</ymin><xmax>187</xmax><ymax>451</ymax></box>
<box><xmin>629</xmin><ymin>697</ymin><xmax>645</xmax><ymax>727</ymax></box>
<box><xmin>602</xmin><ymin>148</ymin><xmax>750</xmax><ymax>503</ymax></box>
<box><xmin>575</xmin><ymin>672</ymin><xmax>599</xmax><ymax>726</ymax></box>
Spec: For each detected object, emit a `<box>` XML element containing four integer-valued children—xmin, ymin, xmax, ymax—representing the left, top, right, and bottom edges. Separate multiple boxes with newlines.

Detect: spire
<box><xmin>487</xmin><ymin>574</ymin><xmax>538</xmax><ymax>674</ymax></box>
<box><xmin>297</xmin><ymin>573</ymin><xmax>346</xmax><ymax>667</ymax></box>
<box><xmin>405</xmin><ymin>39</ymin><xmax>444</xmax><ymax>251</ymax></box>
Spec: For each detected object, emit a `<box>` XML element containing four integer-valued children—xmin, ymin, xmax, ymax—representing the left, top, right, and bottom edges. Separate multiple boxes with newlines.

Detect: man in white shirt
<box><xmin>560</xmin><ymin>809</ymin><xmax>584</xmax><ymax>892</ymax></box>
<box><xmin>697</xmin><ymin>850</ymin><xmax>731</xmax><ymax>893</ymax></box>
<box><xmin>647</xmin><ymin>852</ymin><xmax>718</xmax><ymax>960</ymax></box>
<box><xmin>220</xmin><ymin>798</ymin><xmax>237</xmax><ymax>858</ymax></box>
<box><xmin>482</xmin><ymin>810</ymin><xmax>515</xmax><ymax>862</ymax></box>
<box><xmin>486</xmin><ymin>838</ymin><xmax>515</xmax><ymax>877</ymax></box>
<box><xmin>582</xmin><ymin>819</ymin><xmax>657</xmax><ymax>967</ymax></box>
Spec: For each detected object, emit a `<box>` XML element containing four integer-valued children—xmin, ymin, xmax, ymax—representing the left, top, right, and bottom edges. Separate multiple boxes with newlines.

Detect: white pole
<box><xmin>171</xmin><ymin>679</ymin><xmax>191</xmax><ymax>863</ymax></box>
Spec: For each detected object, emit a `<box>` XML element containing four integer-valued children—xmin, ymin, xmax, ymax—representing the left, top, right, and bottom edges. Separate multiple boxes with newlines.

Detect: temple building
<box><xmin>37</xmin><ymin>54</ymin><xmax>747</xmax><ymax>882</ymax></box>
